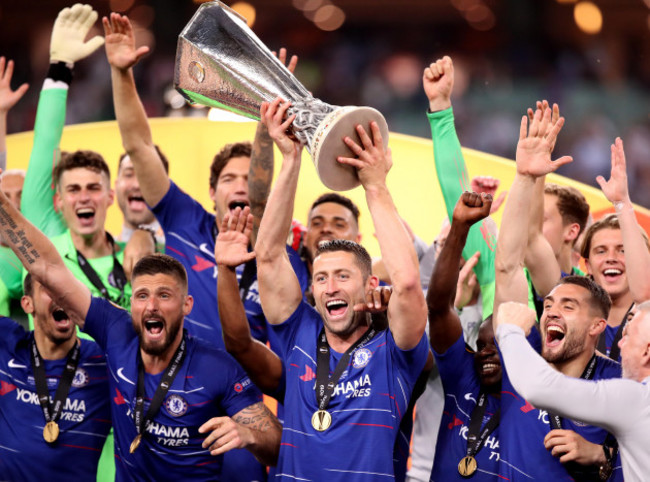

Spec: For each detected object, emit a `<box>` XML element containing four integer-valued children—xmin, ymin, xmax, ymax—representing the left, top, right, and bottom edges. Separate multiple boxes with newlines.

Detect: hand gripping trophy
<box><xmin>174</xmin><ymin>1</ymin><xmax>389</xmax><ymax>191</ymax></box>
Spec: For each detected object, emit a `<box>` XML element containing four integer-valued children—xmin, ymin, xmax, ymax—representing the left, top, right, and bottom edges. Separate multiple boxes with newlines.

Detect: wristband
<box><xmin>47</xmin><ymin>62</ymin><xmax>73</xmax><ymax>85</ymax></box>
<box><xmin>136</xmin><ymin>224</ymin><xmax>157</xmax><ymax>249</ymax></box>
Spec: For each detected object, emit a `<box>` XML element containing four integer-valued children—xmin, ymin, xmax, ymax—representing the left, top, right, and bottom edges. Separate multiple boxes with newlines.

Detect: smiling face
<box><xmin>585</xmin><ymin>228</ymin><xmax>628</xmax><ymax>300</ymax></box>
<box><xmin>312</xmin><ymin>250</ymin><xmax>377</xmax><ymax>343</ymax></box>
<box><xmin>473</xmin><ymin>319</ymin><xmax>502</xmax><ymax>390</ymax></box>
<box><xmin>540</xmin><ymin>283</ymin><xmax>602</xmax><ymax>364</ymax></box>
<box><xmin>130</xmin><ymin>273</ymin><xmax>193</xmax><ymax>357</ymax></box>
<box><xmin>304</xmin><ymin>202</ymin><xmax>361</xmax><ymax>261</ymax></box>
<box><xmin>22</xmin><ymin>279</ymin><xmax>75</xmax><ymax>345</ymax></box>
<box><xmin>209</xmin><ymin>156</ymin><xmax>250</xmax><ymax>227</ymax></box>
<box><xmin>115</xmin><ymin>156</ymin><xmax>155</xmax><ymax>228</ymax></box>
<box><xmin>55</xmin><ymin>168</ymin><xmax>114</xmax><ymax>240</ymax></box>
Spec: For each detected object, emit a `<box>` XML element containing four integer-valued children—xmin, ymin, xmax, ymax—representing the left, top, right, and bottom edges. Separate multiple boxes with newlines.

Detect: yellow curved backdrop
<box><xmin>7</xmin><ymin>117</ymin><xmax>649</xmax><ymax>257</ymax></box>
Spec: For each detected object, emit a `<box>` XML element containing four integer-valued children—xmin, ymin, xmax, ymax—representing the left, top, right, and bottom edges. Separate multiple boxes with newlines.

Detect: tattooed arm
<box><xmin>0</xmin><ymin>185</ymin><xmax>91</xmax><ymax>324</ymax></box>
<box><xmin>198</xmin><ymin>401</ymin><xmax>282</xmax><ymax>466</ymax></box>
<box><xmin>248</xmin><ymin>121</ymin><xmax>274</xmax><ymax>248</ymax></box>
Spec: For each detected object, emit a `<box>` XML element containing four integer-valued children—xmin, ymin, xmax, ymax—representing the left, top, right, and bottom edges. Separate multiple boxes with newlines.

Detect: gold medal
<box><xmin>129</xmin><ymin>434</ymin><xmax>142</xmax><ymax>454</ymax></box>
<box><xmin>43</xmin><ymin>420</ymin><xmax>59</xmax><ymax>443</ymax></box>
<box><xmin>458</xmin><ymin>455</ymin><xmax>478</xmax><ymax>477</ymax></box>
<box><xmin>311</xmin><ymin>409</ymin><xmax>332</xmax><ymax>431</ymax></box>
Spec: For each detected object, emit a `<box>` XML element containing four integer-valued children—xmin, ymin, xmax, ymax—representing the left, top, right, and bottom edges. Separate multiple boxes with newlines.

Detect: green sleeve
<box><xmin>0</xmin><ymin>277</ymin><xmax>9</xmax><ymax>317</ymax></box>
<box><xmin>20</xmin><ymin>86</ymin><xmax>68</xmax><ymax>237</ymax></box>
<box><xmin>427</xmin><ymin>108</ymin><xmax>496</xmax><ymax>317</ymax></box>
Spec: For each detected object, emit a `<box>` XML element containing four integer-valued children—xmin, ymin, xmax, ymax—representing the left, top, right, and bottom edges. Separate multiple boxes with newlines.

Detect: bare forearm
<box><xmin>617</xmin><ymin>201</ymin><xmax>650</xmax><ymax>301</ymax></box>
<box><xmin>248</xmin><ymin>123</ymin><xmax>274</xmax><ymax>247</ymax></box>
<box><xmin>217</xmin><ymin>266</ymin><xmax>282</xmax><ymax>392</ymax></box>
<box><xmin>111</xmin><ymin>66</ymin><xmax>168</xmax><ymax>205</ymax></box>
<box><xmin>234</xmin><ymin>402</ymin><xmax>282</xmax><ymax>466</ymax></box>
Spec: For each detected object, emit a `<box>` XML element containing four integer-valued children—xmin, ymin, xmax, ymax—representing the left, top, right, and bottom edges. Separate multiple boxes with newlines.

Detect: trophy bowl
<box><xmin>174</xmin><ymin>1</ymin><xmax>389</xmax><ymax>191</ymax></box>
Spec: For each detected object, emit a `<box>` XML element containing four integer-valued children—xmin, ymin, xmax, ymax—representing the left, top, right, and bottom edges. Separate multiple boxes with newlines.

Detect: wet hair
<box><xmin>557</xmin><ymin>275</ymin><xmax>612</xmax><ymax>319</ymax></box>
<box><xmin>315</xmin><ymin>239</ymin><xmax>372</xmax><ymax>279</ymax></box>
<box><xmin>118</xmin><ymin>146</ymin><xmax>169</xmax><ymax>174</ymax></box>
<box><xmin>545</xmin><ymin>183</ymin><xmax>590</xmax><ymax>244</ymax></box>
<box><xmin>209</xmin><ymin>142</ymin><xmax>251</xmax><ymax>189</ymax></box>
<box><xmin>23</xmin><ymin>273</ymin><xmax>33</xmax><ymax>297</ymax></box>
<box><xmin>309</xmin><ymin>193</ymin><xmax>360</xmax><ymax>224</ymax></box>
<box><xmin>132</xmin><ymin>254</ymin><xmax>188</xmax><ymax>293</ymax></box>
<box><xmin>53</xmin><ymin>150</ymin><xmax>111</xmax><ymax>188</ymax></box>
<box><xmin>580</xmin><ymin>213</ymin><xmax>650</xmax><ymax>259</ymax></box>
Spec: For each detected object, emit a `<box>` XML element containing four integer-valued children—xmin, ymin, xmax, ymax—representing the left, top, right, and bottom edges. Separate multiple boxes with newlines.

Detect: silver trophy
<box><xmin>174</xmin><ymin>1</ymin><xmax>389</xmax><ymax>191</ymax></box>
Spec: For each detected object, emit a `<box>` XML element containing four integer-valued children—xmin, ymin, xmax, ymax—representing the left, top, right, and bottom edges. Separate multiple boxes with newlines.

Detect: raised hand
<box><xmin>516</xmin><ymin>108</ymin><xmax>572</xmax><ymax>178</ymax></box>
<box><xmin>452</xmin><ymin>191</ymin><xmax>493</xmax><ymax>227</ymax></box>
<box><xmin>422</xmin><ymin>56</ymin><xmax>454</xmax><ymax>112</ymax></box>
<box><xmin>272</xmin><ymin>47</ymin><xmax>299</xmax><ymax>74</ymax></box>
<box><xmin>470</xmin><ymin>176</ymin><xmax>506</xmax><ymax>214</ymax></box>
<box><xmin>353</xmin><ymin>286</ymin><xmax>392</xmax><ymax>313</ymax></box>
<box><xmin>214</xmin><ymin>206</ymin><xmax>256</xmax><ymax>267</ymax></box>
<box><xmin>494</xmin><ymin>301</ymin><xmax>537</xmax><ymax>335</ymax></box>
<box><xmin>596</xmin><ymin>137</ymin><xmax>630</xmax><ymax>205</ymax></box>
<box><xmin>260</xmin><ymin>97</ymin><xmax>302</xmax><ymax>158</ymax></box>
<box><xmin>455</xmin><ymin>251</ymin><xmax>480</xmax><ymax>310</ymax></box>
<box><xmin>526</xmin><ymin>100</ymin><xmax>560</xmax><ymax>153</ymax></box>
<box><xmin>0</xmin><ymin>58</ymin><xmax>28</xmax><ymax>114</ymax></box>
<box><xmin>102</xmin><ymin>12</ymin><xmax>150</xmax><ymax>71</ymax></box>
<box><xmin>50</xmin><ymin>4</ymin><xmax>104</xmax><ymax>64</ymax></box>
<box><xmin>338</xmin><ymin>122</ymin><xmax>392</xmax><ymax>190</ymax></box>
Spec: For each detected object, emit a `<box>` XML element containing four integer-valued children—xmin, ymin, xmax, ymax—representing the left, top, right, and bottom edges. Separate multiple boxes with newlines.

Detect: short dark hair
<box><xmin>580</xmin><ymin>213</ymin><xmax>650</xmax><ymax>259</ymax></box>
<box><xmin>309</xmin><ymin>193</ymin><xmax>360</xmax><ymax>224</ymax></box>
<box><xmin>118</xmin><ymin>146</ymin><xmax>169</xmax><ymax>174</ymax></box>
<box><xmin>53</xmin><ymin>150</ymin><xmax>111</xmax><ymax>188</ymax></box>
<box><xmin>23</xmin><ymin>273</ymin><xmax>33</xmax><ymax>297</ymax></box>
<box><xmin>132</xmin><ymin>254</ymin><xmax>188</xmax><ymax>293</ymax></box>
<box><xmin>545</xmin><ymin>184</ymin><xmax>590</xmax><ymax>242</ymax></box>
<box><xmin>315</xmin><ymin>239</ymin><xmax>372</xmax><ymax>279</ymax></box>
<box><xmin>209</xmin><ymin>142</ymin><xmax>251</xmax><ymax>189</ymax></box>
<box><xmin>558</xmin><ymin>275</ymin><xmax>612</xmax><ymax>319</ymax></box>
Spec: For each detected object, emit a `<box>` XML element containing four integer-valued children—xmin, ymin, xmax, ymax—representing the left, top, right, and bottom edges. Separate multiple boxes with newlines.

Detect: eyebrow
<box><xmin>544</xmin><ymin>296</ymin><xmax>579</xmax><ymax>304</ymax></box>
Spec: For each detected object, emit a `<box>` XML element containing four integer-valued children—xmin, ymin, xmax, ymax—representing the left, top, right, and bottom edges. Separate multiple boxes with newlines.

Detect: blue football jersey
<box><xmin>83</xmin><ymin>297</ymin><xmax>263</xmax><ymax>481</ymax></box>
<box><xmin>0</xmin><ymin>317</ymin><xmax>111</xmax><ymax>481</ymax></box>
<box><xmin>498</xmin><ymin>348</ymin><xmax>623</xmax><ymax>481</ymax></box>
<box><xmin>430</xmin><ymin>335</ymin><xmax>500</xmax><ymax>481</ymax></box>
<box><xmin>270</xmin><ymin>301</ymin><xmax>429</xmax><ymax>481</ymax></box>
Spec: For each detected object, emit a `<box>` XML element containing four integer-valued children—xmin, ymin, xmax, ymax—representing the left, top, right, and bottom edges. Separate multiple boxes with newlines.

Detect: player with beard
<box><xmin>578</xmin><ymin>138</ymin><xmax>650</xmax><ymax>361</ymax></box>
<box><xmin>426</xmin><ymin>190</ymin><xmax>503</xmax><ymax>481</ymax></box>
<box><xmin>254</xmin><ymin>98</ymin><xmax>428</xmax><ymax>480</ymax></box>
<box><xmin>0</xmin><ymin>274</ymin><xmax>111</xmax><ymax>480</ymax></box>
<box><xmin>494</xmin><ymin>106</ymin><xmax>623</xmax><ymax>480</ymax></box>
<box><xmin>495</xmin><ymin>300</ymin><xmax>650</xmax><ymax>482</ymax></box>
<box><xmin>0</xmin><ymin>185</ymin><xmax>282</xmax><ymax>479</ymax></box>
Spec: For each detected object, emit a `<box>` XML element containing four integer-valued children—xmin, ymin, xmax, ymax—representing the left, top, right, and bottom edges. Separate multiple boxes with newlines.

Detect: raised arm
<box><xmin>248</xmin><ymin>48</ymin><xmax>298</xmax><ymax>247</ymax></box>
<box><xmin>0</xmin><ymin>179</ymin><xmax>91</xmax><ymax>325</ymax></box>
<box><xmin>339</xmin><ymin>123</ymin><xmax>426</xmax><ymax>349</ymax></box>
<box><xmin>428</xmin><ymin>191</ymin><xmax>492</xmax><ymax>353</ymax></box>
<box><xmin>494</xmin><ymin>108</ymin><xmax>572</xmax><ymax>316</ymax></box>
<box><xmin>215</xmin><ymin>206</ymin><xmax>282</xmax><ymax>392</ymax></box>
<box><xmin>22</xmin><ymin>4</ymin><xmax>103</xmax><ymax>236</ymax></box>
<box><xmin>0</xmin><ymin>57</ymin><xmax>29</xmax><ymax>171</ymax></box>
<box><xmin>597</xmin><ymin>137</ymin><xmax>650</xmax><ymax>302</ymax></box>
<box><xmin>255</xmin><ymin>98</ymin><xmax>304</xmax><ymax>324</ymax></box>
<box><xmin>199</xmin><ymin>401</ymin><xmax>282</xmax><ymax>466</ymax></box>
<box><xmin>424</xmin><ymin>56</ymin><xmax>497</xmax><ymax>316</ymax></box>
<box><xmin>104</xmin><ymin>13</ymin><xmax>169</xmax><ymax>206</ymax></box>
<box><xmin>523</xmin><ymin>102</ymin><xmax>564</xmax><ymax>297</ymax></box>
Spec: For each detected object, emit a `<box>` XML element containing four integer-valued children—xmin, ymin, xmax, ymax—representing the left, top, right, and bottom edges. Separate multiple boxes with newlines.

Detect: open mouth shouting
<box><xmin>127</xmin><ymin>194</ymin><xmax>148</xmax><ymax>213</ymax></box>
<box><xmin>228</xmin><ymin>200</ymin><xmax>249</xmax><ymax>213</ymax></box>
<box><xmin>144</xmin><ymin>316</ymin><xmax>165</xmax><ymax>340</ymax></box>
<box><xmin>545</xmin><ymin>323</ymin><xmax>566</xmax><ymax>348</ymax></box>
<box><xmin>76</xmin><ymin>207</ymin><xmax>96</xmax><ymax>227</ymax></box>
<box><xmin>51</xmin><ymin>307</ymin><xmax>72</xmax><ymax>332</ymax></box>
<box><xmin>326</xmin><ymin>299</ymin><xmax>349</xmax><ymax>320</ymax></box>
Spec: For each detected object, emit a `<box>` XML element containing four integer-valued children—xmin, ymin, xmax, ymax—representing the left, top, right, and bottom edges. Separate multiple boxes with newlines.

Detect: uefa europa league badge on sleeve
<box><xmin>174</xmin><ymin>1</ymin><xmax>389</xmax><ymax>192</ymax></box>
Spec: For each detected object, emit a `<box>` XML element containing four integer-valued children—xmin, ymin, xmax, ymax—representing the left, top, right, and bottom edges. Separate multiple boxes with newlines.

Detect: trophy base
<box><xmin>311</xmin><ymin>106</ymin><xmax>389</xmax><ymax>191</ymax></box>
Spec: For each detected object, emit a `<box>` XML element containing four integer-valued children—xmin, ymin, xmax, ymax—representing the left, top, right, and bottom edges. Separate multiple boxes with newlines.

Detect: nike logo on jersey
<box><xmin>464</xmin><ymin>392</ymin><xmax>477</xmax><ymax>404</ymax></box>
<box><xmin>0</xmin><ymin>381</ymin><xmax>17</xmax><ymax>396</ymax></box>
<box><xmin>117</xmin><ymin>367</ymin><xmax>135</xmax><ymax>385</ymax></box>
<box><xmin>199</xmin><ymin>243</ymin><xmax>215</xmax><ymax>260</ymax></box>
<box><xmin>8</xmin><ymin>359</ymin><xmax>27</xmax><ymax>369</ymax></box>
